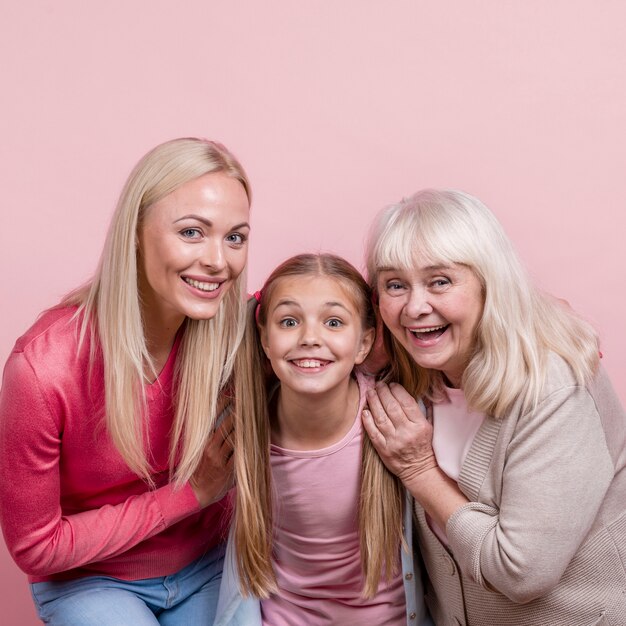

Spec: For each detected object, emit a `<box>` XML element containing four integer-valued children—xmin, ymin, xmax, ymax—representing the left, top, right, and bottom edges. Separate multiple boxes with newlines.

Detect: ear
<box><xmin>259</xmin><ymin>325</ymin><xmax>271</xmax><ymax>358</ymax></box>
<box><xmin>354</xmin><ymin>327</ymin><xmax>376</xmax><ymax>366</ymax></box>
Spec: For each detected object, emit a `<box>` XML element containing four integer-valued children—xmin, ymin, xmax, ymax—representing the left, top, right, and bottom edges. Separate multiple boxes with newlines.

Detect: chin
<box><xmin>183</xmin><ymin>302</ymin><xmax>223</xmax><ymax>321</ymax></box>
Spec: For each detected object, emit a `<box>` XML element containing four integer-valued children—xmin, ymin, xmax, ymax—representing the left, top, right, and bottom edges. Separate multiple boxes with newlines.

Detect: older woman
<box><xmin>0</xmin><ymin>138</ymin><xmax>251</xmax><ymax>625</ymax></box>
<box><xmin>362</xmin><ymin>189</ymin><xmax>626</xmax><ymax>625</ymax></box>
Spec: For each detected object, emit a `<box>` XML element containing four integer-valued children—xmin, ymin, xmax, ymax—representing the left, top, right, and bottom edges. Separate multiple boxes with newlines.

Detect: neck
<box><xmin>140</xmin><ymin>305</ymin><xmax>185</xmax><ymax>383</ymax></box>
<box><xmin>272</xmin><ymin>376</ymin><xmax>360</xmax><ymax>450</ymax></box>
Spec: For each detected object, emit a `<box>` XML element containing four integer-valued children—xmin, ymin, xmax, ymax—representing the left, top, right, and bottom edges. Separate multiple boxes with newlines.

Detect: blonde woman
<box><xmin>0</xmin><ymin>138</ymin><xmax>251</xmax><ymax>625</ymax></box>
<box><xmin>363</xmin><ymin>189</ymin><xmax>626</xmax><ymax>625</ymax></box>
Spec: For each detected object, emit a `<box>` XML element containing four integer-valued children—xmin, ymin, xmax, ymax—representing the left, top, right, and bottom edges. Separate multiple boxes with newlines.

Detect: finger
<box><xmin>215</xmin><ymin>411</ymin><xmax>235</xmax><ymax>441</ymax></box>
<box><xmin>214</xmin><ymin>402</ymin><xmax>232</xmax><ymax>429</ymax></box>
<box><xmin>388</xmin><ymin>383</ymin><xmax>426</xmax><ymax>423</ymax></box>
<box><xmin>372</xmin><ymin>383</ymin><xmax>409</xmax><ymax>426</ymax></box>
<box><xmin>219</xmin><ymin>422</ymin><xmax>235</xmax><ymax>455</ymax></box>
<box><xmin>361</xmin><ymin>408</ymin><xmax>388</xmax><ymax>451</ymax></box>
<box><xmin>365</xmin><ymin>389</ymin><xmax>396</xmax><ymax>436</ymax></box>
<box><xmin>225</xmin><ymin>449</ymin><xmax>235</xmax><ymax>468</ymax></box>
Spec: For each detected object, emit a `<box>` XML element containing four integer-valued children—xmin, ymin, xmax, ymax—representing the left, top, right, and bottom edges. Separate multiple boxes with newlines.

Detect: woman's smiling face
<box><xmin>377</xmin><ymin>260</ymin><xmax>483</xmax><ymax>387</ymax></box>
<box><xmin>138</xmin><ymin>171</ymin><xmax>250</xmax><ymax>332</ymax></box>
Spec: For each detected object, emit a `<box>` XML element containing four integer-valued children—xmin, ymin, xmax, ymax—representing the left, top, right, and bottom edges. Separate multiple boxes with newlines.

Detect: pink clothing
<box><xmin>432</xmin><ymin>387</ymin><xmax>486</xmax><ymax>481</ymax></box>
<box><xmin>0</xmin><ymin>306</ymin><xmax>229</xmax><ymax>583</ymax></box>
<box><xmin>429</xmin><ymin>387</ymin><xmax>485</xmax><ymax>543</ymax></box>
<box><xmin>261</xmin><ymin>372</ymin><xmax>406</xmax><ymax>626</ymax></box>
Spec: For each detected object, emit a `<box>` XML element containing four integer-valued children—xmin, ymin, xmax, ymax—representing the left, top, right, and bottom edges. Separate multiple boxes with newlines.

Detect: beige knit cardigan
<box><xmin>417</xmin><ymin>354</ymin><xmax>626</xmax><ymax>626</ymax></box>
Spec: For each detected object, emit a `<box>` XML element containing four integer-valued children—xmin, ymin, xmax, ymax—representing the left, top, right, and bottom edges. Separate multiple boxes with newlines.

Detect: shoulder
<box><xmin>538</xmin><ymin>352</ymin><xmax>580</xmax><ymax>398</ymax></box>
<box><xmin>505</xmin><ymin>352</ymin><xmax>607</xmax><ymax>430</ymax></box>
<box><xmin>355</xmin><ymin>368</ymin><xmax>375</xmax><ymax>392</ymax></box>
<box><xmin>5</xmin><ymin>306</ymin><xmax>93</xmax><ymax>388</ymax></box>
<box><xmin>13</xmin><ymin>306</ymin><xmax>81</xmax><ymax>353</ymax></box>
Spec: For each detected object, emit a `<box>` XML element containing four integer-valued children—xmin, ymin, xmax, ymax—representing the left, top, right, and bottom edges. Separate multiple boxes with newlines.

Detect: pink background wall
<box><xmin>2</xmin><ymin>2</ymin><xmax>625</xmax><ymax>623</ymax></box>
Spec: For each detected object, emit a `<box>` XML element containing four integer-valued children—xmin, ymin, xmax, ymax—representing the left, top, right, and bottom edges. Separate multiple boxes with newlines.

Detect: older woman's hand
<box><xmin>363</xmin><ymin>382</ymin><xmax>438</xmax><ymax>486</ymax></box>
<box><xmin>364</xmin><ymin>382</ymin><xmax>469</xmax><ymax>530</ymax></box>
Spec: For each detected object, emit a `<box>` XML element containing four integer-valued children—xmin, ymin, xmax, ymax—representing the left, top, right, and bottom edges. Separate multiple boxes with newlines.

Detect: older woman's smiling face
<box><xmin>377</xmin><ymin>260</ymin><xmax>483</xmax><ymax>387</ymax></box>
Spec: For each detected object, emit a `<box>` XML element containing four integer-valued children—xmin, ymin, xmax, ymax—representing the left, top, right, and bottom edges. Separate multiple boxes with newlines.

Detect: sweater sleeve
<box><xmin>0</xmin><ymin>351</ymin><xmax>201</xmax><ymax>578</ymax></box>
<box><xmin>445</xmin><ymin>383</ymin><xmax>614</xmax><ymax>603</ymax></box>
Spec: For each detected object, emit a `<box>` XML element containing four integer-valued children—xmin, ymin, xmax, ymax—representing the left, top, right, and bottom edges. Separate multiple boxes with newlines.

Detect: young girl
<box><xmin>215</xmin><ymin>254</ymin><xmax>430</xmax><ymax>626</ymax></box>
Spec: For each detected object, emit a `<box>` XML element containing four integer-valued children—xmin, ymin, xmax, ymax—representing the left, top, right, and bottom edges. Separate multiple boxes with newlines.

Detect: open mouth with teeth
<box><xmin>290</xmin><ymin>359</ymin><xmax>331</xmax><ymax>369</ymax></box>
<box><xmin>182</xmin><ymin>277</ymin><xmax>222</xmax><ymax>292</ymax></box>
<box><xmin>409</xmin><ymin>324</ymin><xmax>449</xmax><ymax>341</ymax></box>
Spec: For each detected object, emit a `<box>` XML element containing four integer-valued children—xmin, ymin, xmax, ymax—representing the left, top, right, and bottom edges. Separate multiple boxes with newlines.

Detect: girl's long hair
<box><xmin>233</xmin><ymin>253</ymin><xmax>404</xmax><ymax>598</ymax></box>
<box><xmin>63</xmin><ymin>137</ymin><xmax>251</xmax><ymax>484</ymax></box>
<box><xmin>366</xmin><ymin>189</ymin><xmax>600</xmax><ymax>416</ymax></box>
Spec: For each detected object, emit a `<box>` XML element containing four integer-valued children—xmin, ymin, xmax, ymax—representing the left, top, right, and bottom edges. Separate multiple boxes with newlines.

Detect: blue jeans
<box><xmin>30</xmin><ymin>543</ymin><xmax>226</xmax><ymax>625</ymax></box>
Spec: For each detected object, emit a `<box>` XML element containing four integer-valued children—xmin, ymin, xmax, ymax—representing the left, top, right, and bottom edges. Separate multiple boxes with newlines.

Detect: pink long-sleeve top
<box><xmin>0</xmin><ymin>306</ymin><xmax>229</xmax><ymax>583</ymax></box>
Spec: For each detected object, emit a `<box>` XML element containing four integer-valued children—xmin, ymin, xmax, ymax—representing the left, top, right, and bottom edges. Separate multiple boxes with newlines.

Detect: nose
<box><xmin>403</xmin><ymin>286</ymin><xmax>432</xmax><ymax>319</ymax></box>
<box><xmin>200</xmin><ymin>238</ymin><xmax>226</xmax><ymax>272</ymax></box>
<box><xmin>298</xmin><ymin>319</ymin><xmax>321</xmax><ymax>347</ymax></box>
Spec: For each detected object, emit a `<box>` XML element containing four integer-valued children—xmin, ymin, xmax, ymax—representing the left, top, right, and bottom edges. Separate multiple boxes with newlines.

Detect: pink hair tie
<box><xmin>254</xmin><ymin>291</ymin><xmax>262</xmax><ymax>323</ymax></box>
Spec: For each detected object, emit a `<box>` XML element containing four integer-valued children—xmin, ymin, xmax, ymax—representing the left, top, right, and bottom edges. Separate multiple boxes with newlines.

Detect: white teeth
<box><xmin>184</xmin><ymin>277</ymin><xmax>220</xmax><ymax>292</ymax></box>
<box><xmin>294</xmin><ymin>359</ymin><xmax>325</xmax><ymax>368</ymax></box>
<box><xmin>410</xmin><ymin>324</ymin><xmax>447</xmax><ymax>333</ymax></box>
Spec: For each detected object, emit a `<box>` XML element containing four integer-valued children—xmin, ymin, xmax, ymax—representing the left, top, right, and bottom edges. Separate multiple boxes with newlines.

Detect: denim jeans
<box><xmin>30</xmin><ymin>543</ymin><xmax>226</xmax><ymax>625</ymax></box>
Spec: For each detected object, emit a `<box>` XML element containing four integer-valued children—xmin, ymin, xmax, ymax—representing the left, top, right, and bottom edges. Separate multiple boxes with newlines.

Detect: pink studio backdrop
<box><xmin>1</xmin><ymin>2</ymin><xmax>625</xmax><ymax>623</ymax></box>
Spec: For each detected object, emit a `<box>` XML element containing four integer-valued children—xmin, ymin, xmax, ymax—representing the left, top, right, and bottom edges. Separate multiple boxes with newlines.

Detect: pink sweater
<box><xmin>0</xmin><ymin>306</ymin><xmax>229</xmax><ymax>583</ymax></box>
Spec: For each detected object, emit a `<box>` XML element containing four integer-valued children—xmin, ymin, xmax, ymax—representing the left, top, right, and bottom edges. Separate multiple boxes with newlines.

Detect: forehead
<box><xmin>143</xmin><ymin>172</ymin><xmax>250</xmax><ymax>225</ymax></box>
<box><xmin>270</xmin><ymin>275</ymin><xmax>359</xmax><ymax>310</ymax></box>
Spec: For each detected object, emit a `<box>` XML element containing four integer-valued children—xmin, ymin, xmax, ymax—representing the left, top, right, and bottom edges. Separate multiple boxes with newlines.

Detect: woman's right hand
<box><xmin>363</xmin><ymin>382</ymin><xmax>438</xmax><ymax>485</ymax></box>
<box><xmin>189</xmin><ymin>409</ymin><xmax>235</xmax><ymax>508</ymax></box>
<box><xmin>363</xmin><ymin>382</ymin><xmax>469</xmax><ymax>530</ymax></box>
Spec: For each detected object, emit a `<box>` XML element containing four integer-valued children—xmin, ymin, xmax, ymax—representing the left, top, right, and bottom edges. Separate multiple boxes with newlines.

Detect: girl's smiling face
<box><xmin>260</xmin><ymin>275</ymin><xmax>374</xmax><ymax>397</ymax></box>
<box><xmin>377</xmin><ymin>260</ymin><xmax>483</xmax><ymax>387</ymax></box>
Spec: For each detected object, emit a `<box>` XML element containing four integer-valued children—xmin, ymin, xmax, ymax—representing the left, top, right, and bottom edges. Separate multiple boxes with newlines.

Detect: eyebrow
<box><xmin>272</xmin><ymin>299</ymin><xmax>352</xmax><ymax>313</ymax></box>
<box><xmin>173</xmin><ymin>214</ymin><xmax>250</xmax><ymax>230</ymax></box>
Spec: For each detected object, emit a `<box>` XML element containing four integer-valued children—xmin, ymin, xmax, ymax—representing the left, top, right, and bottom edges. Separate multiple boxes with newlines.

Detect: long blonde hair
<box><xmin>64</xmin><ymin>137</ymin><xmax>251</xmax><ymax>483</ymax></box>
<box><xmin>366</xmin><ymin>188</ymin><xmax>600</xmax><ymax>417</ymax></box>
<box><xmin>233</xmin><ymin>253</ymin><xmax>404</xmax><ymax>599</ymax></box>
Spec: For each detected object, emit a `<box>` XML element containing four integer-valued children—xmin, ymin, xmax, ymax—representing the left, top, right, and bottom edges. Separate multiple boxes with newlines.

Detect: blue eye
<box><xmin>279</xmin><ymin>318</ymin><xmax>298</xmax><ymax>328</ymax></box>
<box><xmin>226</xmin><ymin>232</ymin><xmax>246</xmax><ymax>246</ymax></box>
<box><xmin>180</xmin><ymin>228</ymin><xmax>202</xmax><ymax>239</ymax></box>
<box><xmin>326</xmin><ymin>318</ymin><xmax>343</xmax><ymax>328</ymax></box>
<box><xmin>431</xmin><ymin>278</ymin><xmax>450</xmax><ymax>289</ymax></box>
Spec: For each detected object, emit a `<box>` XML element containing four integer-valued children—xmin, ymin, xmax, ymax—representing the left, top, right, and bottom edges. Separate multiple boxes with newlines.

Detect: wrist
<box><xmin>397</xmin><ymin>454</ymin><xmax>439</xmax><ymax>489</ymax></box>
<box><xmin>404</xmin><ymin>466</ymin><xmax>469</xmax><ymax>528</ymax></box>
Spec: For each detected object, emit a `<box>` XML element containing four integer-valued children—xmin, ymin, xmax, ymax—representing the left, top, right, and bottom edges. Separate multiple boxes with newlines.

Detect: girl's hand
<box><xmin>189</xmin><ymin>409</ymin><xmax>235</xmax><ymax>508</ymax></box>
<box><xmin>363</xmin><ymin>382</ymin><xmax>438</xmax><ymax>487</ymax></box>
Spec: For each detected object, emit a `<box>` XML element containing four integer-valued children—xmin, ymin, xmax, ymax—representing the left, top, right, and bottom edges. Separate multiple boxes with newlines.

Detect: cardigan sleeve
<box><xmin>0</xmin><ymin>350</ymin><xmax>201</xmax><ymax>578</ymax></box>
<box><xmin>445</xmin><ymin>382</ymin><xmax>614</xmax><ymax>604</ymax></box>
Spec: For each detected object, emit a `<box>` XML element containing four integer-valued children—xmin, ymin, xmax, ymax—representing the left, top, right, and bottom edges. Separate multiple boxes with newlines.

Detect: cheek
<box><xmin>138</xmin><ymin>247</ymin><xmax>161</xmax><ymax>287</ymax></box>
<box><xmin>455</xmin><ymin>298</ymin><xmax>483</xmax><ymax>333</ymax></box>
<box><xmin>378</xmin><ymin>298</ymin><xmax>401</xmax><ymax>328</ymax></box>
<box><xmin>228</xmin><ymin>248</ymin><xmax>248</xmax><ymax>278</ymax></box>
<box><xmin>141</xmin><ymin>233</ymin><xmax>183</xmax><ymax>276</ymax></box>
